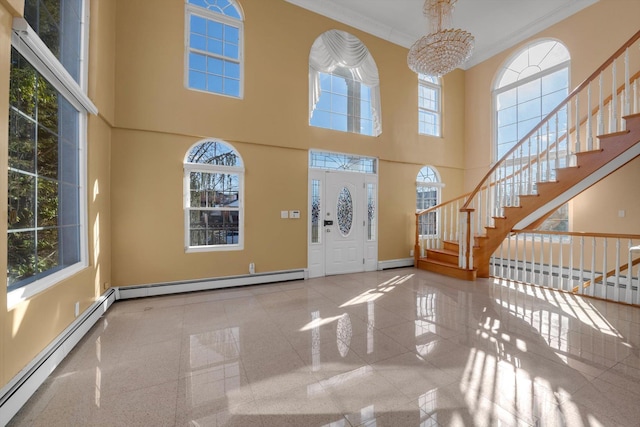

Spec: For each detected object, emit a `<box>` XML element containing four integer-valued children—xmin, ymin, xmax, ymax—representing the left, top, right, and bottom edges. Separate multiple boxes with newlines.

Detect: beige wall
<box><xmin>110</xmin><ymin>0</ymin><xmax>467</xmax><ymax>286</ymax></box>
<box><xmin>463</xmin><ymin>0</ymin><xmax>640</xmax><ymax>233</ymax></box>
<box><xmin>0</xmin><ymin>0</ymin><xmax>115</xmax><ymax>387</ymax></box>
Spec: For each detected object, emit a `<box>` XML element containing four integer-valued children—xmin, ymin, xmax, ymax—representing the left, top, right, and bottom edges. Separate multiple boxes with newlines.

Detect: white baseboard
<box><xmin>0</xmin><ymin>289</ymin><xmax>117</xmax><ymax>426</ymax></box>
<box><xmin>0</xmin><ymin>268</ymin><xmax>305</xmax><ymax>425</ymax></box>
<box><xmin>378</xmin><ymin>258</ymin><xmax>414</xmax><ymax>270</ymax></box>
<box><xmin>117</xmin><ymin>269</ymin><xmax>306</xmax><ymax>299</ymax></box>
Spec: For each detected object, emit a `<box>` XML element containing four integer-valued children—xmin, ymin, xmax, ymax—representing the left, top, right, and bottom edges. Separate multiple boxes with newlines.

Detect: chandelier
<box><xmin>407</xmin><ymin>0</ymin><xmax>474</xmax><ymax>77</ymax></box>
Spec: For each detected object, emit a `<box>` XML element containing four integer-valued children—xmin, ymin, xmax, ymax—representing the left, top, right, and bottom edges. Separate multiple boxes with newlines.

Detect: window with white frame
<box><xmin>185</xmin><ymin>0</ymin><xmax>243</xmax><ymax>98</ymax></box>
<box><xmin>184</xmin><ymin>140</ymin><xmax>244</xmax><ymax>251</ymax></box>
<box><xmin>419</xmin><ymin>74</ymin><xmax>441</xmax><ymax>137</ymax></box>
<box><xmin>416</xmin><ymin>166</ymin><xmax>443</xmax><ymax>236</ymax></box>
<box><xmin>309</xmin><ymin>30</ymin><xmax>382</xmax><ymax>136</ymax></box>
<box><xmin>494</xmin><ymin>39</ymin><xmax>570</xmax><ymax>232</ymax></box>
<box><xmin>7</xmin><ymin>0</ymin><xmax>95</xmax><ymax>301</ymax></box>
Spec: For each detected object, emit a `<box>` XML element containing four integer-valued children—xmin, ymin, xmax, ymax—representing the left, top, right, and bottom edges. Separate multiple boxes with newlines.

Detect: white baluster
<box><xmin>634</xmin><ymin>79</ymin><xmax>638</xmax><ymax>115</ymax></box>
<box><xmin>627</xmin><ymin>239</ymin><xmax>633</xmax><ymax>305</ymax></box>
<box><xmin>458</xmin><ymin>213</ymin><xmax>464</xmax><ymax>268</ymax></box>
<box><xmin>598</xmin><ymin>72</ymin><xmax>604</xmax><ymax>135</ymax></box>
<box><xmin>612</xmin><ymin>61</ymin><xmax>618</xmax><ymax>132</ymax></box>
<box><xmin>558</xmin><ymin>235</ymin><xmax>565</xmax><ymax>291</ymax></box>
<box><xmin>507</xmin><ymin>232</ymin><xmax>512</xmax><ymax>280</ymax></box>
<box><xmin>528</xmin><ymin>137</ymin><xmax>534</xmax><ymax>194</ymax></box>
<box><xmin>575</xmin><ymin>94</ymin><xmax>581</xmax><ymax>153</ymax></box>
<box><xmin>499</xmin><ymin>233</ymin><xmax>505</xmax><ymax>278</ymax></box>
<box><xmin>555</xmin><ymin>112</ymin><xmax>560</xmax><ymax>172</ymax></box>
<box><xmin>615</xmin><ymin>238</ymin><xmax>621</xmax><ymax>302</ymax></box>
<box><xmin>569</xmin><ymin>236</ymin><xmax>574</xmax><ymax>292</ymax></box>
<box><xmin>476</xmin><ymin>193</ymin><xmax>482</xmax><ymax>233</ymax></box>
<box><xmin>590</xmin><ymin>237</ymin><xmax>596</xmax><ymax>297</ymax></box>
<box><xmin>514</xmin><ymin>233</ymin><xmax>520</xmax><ymax>282</ymax></box>
<box><xmin>602</xmin><ymin>238</ymin><xmax>608</xmax><ymax>299</ymax></box>
<box><xmin>625</xmin><ymin>48</ymin><xmax>630</xmax><ymax>117</ymax></box>
<box><xmin>536</xmin><ymin>131</ymin><xmax>542</xmax><ymax>184</ymax></box>
<box><xmin>540</xmin><ymin>234</ymin><xmax>545</xmax><ymax>286</ymax></box>
<box><xmin>531</xmin><ymin>233</ymin><xmax>537</xmax><ymax>283</ymax></box>
<box><xmin>549</xmin><ymin>235</ymin><xmax>554</xmax><ymax>288</ymax></box>
<box><xmin>621</xmin><ymin>93</ymin><xmax>625</xmax><ymax>131</ymax></box>
<box><xmin>469</xmin><ymin>212</ymin><xmax>474</xmax><ymax>270</ymax></box>
<box><xmin>545</xmin><ymin>121</ymin><xmax>551</xmax><ymax>181</ymax></box>
<box><xmin>579</xmin><ymin>236</ymin><xmax>585</xmax><ymax>295</ymax></box>
<box><xmin>587</xmin><ymin>83</ymin><xmax>593</xmax><ymax>150</ymax></box>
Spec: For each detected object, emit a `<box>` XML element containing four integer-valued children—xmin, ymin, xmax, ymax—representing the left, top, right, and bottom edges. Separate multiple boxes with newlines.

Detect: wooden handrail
<box><xmin>513</xmin><ymin>229</ymin><xmax>640</xmax><ymax>240</ymax></box>
<box><xmin>462</xmin><ymin>29</ymin><xmax>640</xmax><ymax>212</ymax></box>
<box><xmin>575</xmin><ymin>257</ymin><xmax>640</xmax><ymax>293</ymax></box>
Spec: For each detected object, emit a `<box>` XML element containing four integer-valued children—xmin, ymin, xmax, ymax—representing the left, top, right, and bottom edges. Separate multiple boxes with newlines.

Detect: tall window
<box><xmin>184</xmin><ymin>140</ymin><xmax>244</xmax><ymax>251</ymax></box>
<box><xmin>185</xmin><ymin>0</ymin><xmax>243</xmax><ymax>98</ymax></box>
<box><xmin>416</xmin><ymin>166</ymin><xmax>443</xmax><ymax>235</ymax></box>
<box><xmin>419</xmin><ymin>75</ymin><xmax>441</xmax><ymax>137</ymax></box>
<box><xmin>494</xmin><ymin>40</ymin><xmax>570</xmax><ymax>159</ymax></box>
<box><xmin>8</xmin><ymin>0</ymin><xmax>95</xmax><ymax>300</ymax></box>
<box><xmin>309</xmin><ymin>30</ymin><xmax>382</xmax><ymax>136</ymax></box>
<box><xmin>494</xmin><ymin>39</ymin><xmax>570</xmax><ymax>232</ymax></box>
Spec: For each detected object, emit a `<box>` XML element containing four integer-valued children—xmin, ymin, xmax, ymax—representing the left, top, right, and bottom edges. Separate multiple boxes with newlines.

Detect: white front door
<box><xmin>308</xmin><ymin>169</ymin><xmax>377</xmax><ymax>278</ymax></box>
<box><xmin>325</xmin><ymin>171</ymin><xmax>364</xmax><ymax>275</ymax></box>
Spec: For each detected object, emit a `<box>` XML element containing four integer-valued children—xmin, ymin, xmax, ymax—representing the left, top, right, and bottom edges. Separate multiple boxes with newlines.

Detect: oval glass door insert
<box><xmin>337</xmin><ymin>187</ymin><xmax>353</xmax><ymax>236</ymax></box>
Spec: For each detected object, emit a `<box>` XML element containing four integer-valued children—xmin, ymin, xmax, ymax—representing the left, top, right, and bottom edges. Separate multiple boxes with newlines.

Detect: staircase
<box><xmin>415</xmin><ymin>30</ymin><xmax>640</xmax><ymax>280</ymax></box>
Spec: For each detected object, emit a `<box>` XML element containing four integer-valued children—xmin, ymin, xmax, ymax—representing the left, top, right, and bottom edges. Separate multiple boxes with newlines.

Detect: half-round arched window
<box><xmin>416</xmin><ymin>166</ymin><xmax>443</xmax><ymax>236</ymax></box>
<box><xmin>309</xmin><ymin>30</ymin><xmax>382</xmax><ymax>136</ymax></box>
<box><xmin>494</xmin><ymin>39</ymin><xmax>570</xmax><ymax>159</ymax></box>
<box><xmin>184</xmin><ymin>140</ymin><xmax>244</xmax><ymax>251</ymax></box>
<box><xmin>185</xmin><ymin>0</ymin><xmax>244</xmax><ymax>97</ymax></box>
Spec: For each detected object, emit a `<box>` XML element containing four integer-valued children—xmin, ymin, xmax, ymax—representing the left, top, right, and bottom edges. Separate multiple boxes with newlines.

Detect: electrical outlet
<box><xmin>74</xmin><ymin>301</ymin><xmax>80</xmax><ymax>317</ymax></box>
<box><xmin>249</xmin><ymin>262</ymin><xmax>255</xmax><ymax>274</ymax></box>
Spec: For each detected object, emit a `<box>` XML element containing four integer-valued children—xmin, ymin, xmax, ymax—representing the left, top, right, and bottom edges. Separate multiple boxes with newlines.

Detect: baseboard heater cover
<box><xmin>378</xmin><ymin>258</ymin><xmax>414</xmax><ymax>270</ymax></box>
<box><xmin>117</xmin><ymin>269</ymin><xmax>306</xmax><ymax>299</ymax></box>
<box><xmin>0</xmin><ymin>289</ymin><xmax>117</xmax><ymax>426</ymax></box>
<box><xmin>0</xmin><ymin>268</ymin><xmax>306</xmax><ymax>425</ymax></box>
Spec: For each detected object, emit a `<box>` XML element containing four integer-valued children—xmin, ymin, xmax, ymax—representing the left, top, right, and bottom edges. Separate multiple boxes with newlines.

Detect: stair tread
<box><xmin>426</xmin><ymin>248</ymin><xmax>458</xmax><ymax>256</ymax></box>
<box><xmin>419</xmin><ymin>257</ymin><xmax>459</xmax><ymax>267</ymax></box>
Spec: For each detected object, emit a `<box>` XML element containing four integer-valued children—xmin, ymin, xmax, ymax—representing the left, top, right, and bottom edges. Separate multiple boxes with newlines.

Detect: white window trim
<box><xmin>8</xmin><ymin>2</ymin><xmax>93</xmax><ymax>308</ymax></box>
<box><xmin>184</xmin><ymin>2</ymin><xmax>245</xmax><ymax>99</ymax></box>
<box><xmin>419</xmin><ymin>76</ymin><xmax>441</xmax><ymax>137</ymax></box>
<box><xmin>183</xmin><ymin>163</ymin><xmax>245</xmax><ymax>252</ymax></box>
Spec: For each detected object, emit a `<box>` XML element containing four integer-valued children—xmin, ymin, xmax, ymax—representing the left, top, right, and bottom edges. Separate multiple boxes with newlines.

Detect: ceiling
<box><xmin>285</xmin><ymin>0</ymin><xmax>599</xmax><ymax>69</ymax></box>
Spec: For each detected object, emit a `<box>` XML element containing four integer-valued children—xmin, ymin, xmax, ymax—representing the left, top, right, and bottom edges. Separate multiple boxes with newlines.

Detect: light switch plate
<box><xmin>281</xmin><ymin>210</ymin><xmax>289</xmax><ymax>219</ymax></box>
<box><xmin>290</xmin><ymin>210</ymin><xmax>301</xmax><ymax>219</ymax></box>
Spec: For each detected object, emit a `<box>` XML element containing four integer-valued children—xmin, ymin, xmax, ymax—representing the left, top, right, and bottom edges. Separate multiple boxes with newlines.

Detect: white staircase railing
<box><xmin>459</xmin><ymin>30</ymin><xmax>640</xmax><ymax>271</ymax></box>
<box><xmin>492</xmin><ymin>231</ymin><xmax>640</xmax><ymax>305</ymax></box>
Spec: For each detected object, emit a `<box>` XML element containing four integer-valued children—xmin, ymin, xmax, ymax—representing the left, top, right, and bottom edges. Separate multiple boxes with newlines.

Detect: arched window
<box><xmin>494</xmin><ymin>39</ymin><xmax>570</xmax><ymax>159</ymax></box>
<box><xmin>494</xmin><ymin>39</ymin><xmax>570</xmax><ymax>232</ymax></box>
<box><xmin>184</xmin><ymin>140</ymin><xmax>244</xmax><ymax>251</ymax></box>
<box><xmin>419</xmin><ymin>74</ymin><xmax>441</xmax><ymax>137</ymax></box>
<box><xmin>416</xmin><ymin>166</ymin><xmax>443</xmax><ymax>236</ymax></box>
<box><xmin>185</xmin><ymin>0</ymin><xmax>244</xmax><ymax>98</ymax></box>
<box><xmin>309</xmin><ymin>30</ymin><xmax>382</xmax><ymax>136</ymax></box>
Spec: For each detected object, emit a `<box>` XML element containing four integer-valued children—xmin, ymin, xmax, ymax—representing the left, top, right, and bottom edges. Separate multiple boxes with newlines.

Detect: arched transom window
<box><xmin>184</xmin><ymin>140</ymin><xmax>244</xmax><ymax>251</ymax></box>
<box><xmin>185</xmin><ymin>0</ymin><xmax>244</xmax><ymax>98</ymax></box>
<box><xmin>309</xmin><ymin>30</ymin><xmax>382</xmax><ymax>137</ymax></box>
<box><xmin>416</xmin><ymin>166</ymin><xmax>443</xmax><ymax>236</ymax></box>
<box><xmin>494</xmin><ymin>39</ymin><xmax>570</xmax><ymax>159</ymax></box>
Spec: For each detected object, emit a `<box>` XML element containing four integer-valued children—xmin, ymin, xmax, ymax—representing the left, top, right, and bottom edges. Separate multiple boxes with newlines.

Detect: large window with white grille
<box><xmin>494</xmin><ymin>39</ymin><xmax>570</xmax><ymax>231</ymax></box>
<box><xmin>8</xmin><ymin>0</ymin><xmax>94</xmax><ymax>301</ymax></box>
<box><xmin>184</xmin><ymin>140</ymin><xmax>244</xmax><ymax>251</ymax></box>
<box><xmin>185</xmin><ymin>0</ymin><xmax>243</xmax><ymax>98</ymax></box>
<box><xmin>419</xmin><ymin>75</ymin><xmax>441</xmax><ymax>137</ymax></box>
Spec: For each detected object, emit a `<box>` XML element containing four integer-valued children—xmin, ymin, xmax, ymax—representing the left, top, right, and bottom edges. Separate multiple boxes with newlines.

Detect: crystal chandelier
<box><xmin>407</xmin><ymin>0</ymin><xmax>474</xmax><ymax>77</ymax></box>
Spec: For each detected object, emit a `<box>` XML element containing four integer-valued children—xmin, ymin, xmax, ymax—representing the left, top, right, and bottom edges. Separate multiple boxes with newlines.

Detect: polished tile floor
<box><xmin>9</xmin><ymin>268</ymin><xmax>640</xmax><ymax>426</ymax></box>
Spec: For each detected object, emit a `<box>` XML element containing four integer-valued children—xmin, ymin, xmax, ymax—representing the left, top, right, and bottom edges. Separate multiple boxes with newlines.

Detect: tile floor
<box><xmin>8</xmin><ymin>268</ymin><xmax>640</xmax><ymax>426</ymax></box>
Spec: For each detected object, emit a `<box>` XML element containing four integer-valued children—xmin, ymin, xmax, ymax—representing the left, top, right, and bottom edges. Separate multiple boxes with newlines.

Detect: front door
<box><xmin>325</xmin><ymin>171</ymin><xmax>364</xmax><ymax>275</ymax></box>
<box><xmin>308</xmin><ymin>168</ymin><xmax>377</xmax><ymax>278</ymax></box>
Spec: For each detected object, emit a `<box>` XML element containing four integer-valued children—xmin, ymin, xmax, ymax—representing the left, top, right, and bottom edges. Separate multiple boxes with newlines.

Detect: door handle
<box><xmin>324</xmin><ymin>220</ymin><xmax>334</xmax><ymax>226</ymax></box>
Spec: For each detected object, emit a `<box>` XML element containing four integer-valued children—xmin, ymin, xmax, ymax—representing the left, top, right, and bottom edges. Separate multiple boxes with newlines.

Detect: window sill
<box><xmin>7</xmin><ymin>262</ymin><xmax>87</xmax><ymax>309</ymax></box>
<box><xmin>185</xmin><ymin>244</ymin><xmax>244</xmax><ymax>253</ymax></box>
